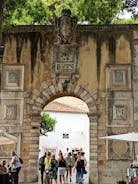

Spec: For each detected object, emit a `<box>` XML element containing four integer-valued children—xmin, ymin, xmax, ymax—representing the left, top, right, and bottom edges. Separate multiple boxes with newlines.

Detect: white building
<box><xmin>39</xmin><ymin>97</ymin><xmax>89</xmax><ymax>160</ymax></box>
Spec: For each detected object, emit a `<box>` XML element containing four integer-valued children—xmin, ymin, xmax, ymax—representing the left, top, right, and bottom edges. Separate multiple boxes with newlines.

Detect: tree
<box><xmin>2</xmin><ymin>0</ymin><xmax>138</xmax><ymax>27</ymax></box>
<box><xmin>3</xmin><ymin>0</ymin><xmax>51</xmax><ymax>29</ymax></box>
<box><xmin>77</xmin><ymin>0</ymin><xmax>123</xmax><ymax>24</ymax></box>
<box><xmin>40</xmin><ymin>112</ymin><xmax>57</xmax><ymax>136</ymax></box>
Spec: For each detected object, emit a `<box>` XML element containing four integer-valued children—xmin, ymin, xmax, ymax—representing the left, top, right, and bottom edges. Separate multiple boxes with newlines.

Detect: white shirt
<box><xmin>11</xmin><ymin>155</ymin><xmax>21</xmax><ymax>169</ymax></box>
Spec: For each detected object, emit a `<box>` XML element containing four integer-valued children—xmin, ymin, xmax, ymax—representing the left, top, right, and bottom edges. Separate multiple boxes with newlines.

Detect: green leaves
<box><xmin>40</xmin><ymin>112</ymin><xmax>57</xmax><ymax>136</ymax></box>
<box><xmin>2</xmin><ymin>0</ymin><xmax>138</xmax><ymax>28</ymax></box>
<box><xmin>79</xmin><ymin>0</ymin><xmax>123</xmax><ymax>24</ymax></box>
<box><xmin>3</xmin><ymin>0</ymin><xmax>51</xmax><ymax>29</ymax></box>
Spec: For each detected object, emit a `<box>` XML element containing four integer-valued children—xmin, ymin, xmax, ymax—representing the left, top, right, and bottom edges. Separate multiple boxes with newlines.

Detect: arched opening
<box><xmin>39</xmin><ymin>96</ymin><xmax>90</xmax><ymax>183</ymax></box>
<box><xmin>26</xmin><ymin>84</ymin><xmax>98</xmax><ymax>183</ymax></box>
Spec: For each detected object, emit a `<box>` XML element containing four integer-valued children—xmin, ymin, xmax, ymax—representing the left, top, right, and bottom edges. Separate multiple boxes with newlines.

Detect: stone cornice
<box><xmin>77</xmin><ymin>24</ymin><xmax>138</xmax><ymax>32</ymax></box>
<box><xmin>3</xmin><ymin>24</ymin><xmax>138</xmax><ymax>34</ymax></box>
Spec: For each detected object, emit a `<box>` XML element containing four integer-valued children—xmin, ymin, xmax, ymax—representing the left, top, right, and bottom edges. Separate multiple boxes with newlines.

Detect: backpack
<box><xmin>19</xmin><ymin>157</ymin><xmax>23</xmax><ymax>164</ymax></box>
<box><xmin>39</xmin><ymin>156</ymin><xmax>45</xmax><ymax>166</ymax></box>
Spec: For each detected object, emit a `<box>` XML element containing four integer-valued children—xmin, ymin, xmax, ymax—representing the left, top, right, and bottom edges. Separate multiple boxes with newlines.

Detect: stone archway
<box><xmin>24</xmin><ymin>81</ymin><xmax>99</xmax><ymax>183</ymax></box>
<box><xmin>0</xmin><ymin>9</ymin><xmax>135</xmax><ymax>184</ymax></box>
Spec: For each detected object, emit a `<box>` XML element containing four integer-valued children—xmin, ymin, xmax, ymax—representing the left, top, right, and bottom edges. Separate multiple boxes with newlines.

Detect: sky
<box><xmin>117</xmin><ymin>10</ymin><xmax>132</xmax><ymax>19</ymax></box>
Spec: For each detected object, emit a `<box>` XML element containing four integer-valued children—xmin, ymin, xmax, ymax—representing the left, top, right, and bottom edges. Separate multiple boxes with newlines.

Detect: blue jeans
<box><xmin>76</xmin><ymin>168</ymin><xmax>84</xmax><ymax>183</ymax></box>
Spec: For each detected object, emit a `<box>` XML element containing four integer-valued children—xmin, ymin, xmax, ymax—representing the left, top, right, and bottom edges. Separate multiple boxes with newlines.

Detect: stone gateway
<box><xmin>0</xmin><ymin>10</ymin><xmax>138</xmax><ymax>184</ymax></box>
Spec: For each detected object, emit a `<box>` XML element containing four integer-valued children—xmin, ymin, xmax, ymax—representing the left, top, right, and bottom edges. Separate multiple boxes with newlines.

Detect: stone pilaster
<box><xmin>28</xmin><ymin>112</ymin><xmax>40</xmax><ymax>182</ymax></box>
<box><xmin>88</xmin><ymin>113</ymin><xmax>99</xmax><ymax>184</ymax></box>
<box><xmin>133</xmin><ymin>39</ymin><xmax>138</xmax><ymax>129</ymax></box>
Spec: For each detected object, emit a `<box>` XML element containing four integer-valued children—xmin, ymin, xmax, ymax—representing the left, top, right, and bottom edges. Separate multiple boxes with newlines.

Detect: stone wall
<box><xmin>0</xmin><ymin>11</ymin><xmax>138</xmax><ymax>183</ymax></box>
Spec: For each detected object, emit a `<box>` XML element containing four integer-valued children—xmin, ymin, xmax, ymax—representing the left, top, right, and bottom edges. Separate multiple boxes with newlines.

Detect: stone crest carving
<box><xmin>52</xmin><ymin>10</ymin><xmax>79</xmax><ymax>90</ymax></box>
<box><xmin>54</xmin><ymin>9</ymin><xmax>77</xmax><ymax>44</ymax></box>
<box><xmin>52</xmin><ymin>43</ymin><xmax>79</xmax><ymax>89</ymax></box>
<box><xmin>53</xmin><ymin>44</ymin><xmax>78</xmax><ymax>75</ymax></box>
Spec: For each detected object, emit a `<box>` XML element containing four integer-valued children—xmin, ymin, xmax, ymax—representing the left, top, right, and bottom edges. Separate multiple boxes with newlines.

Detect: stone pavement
<box><xmin>20</xmin><ymin>168</ymin><xmax>89</xmax><ymax>184</ymax></box>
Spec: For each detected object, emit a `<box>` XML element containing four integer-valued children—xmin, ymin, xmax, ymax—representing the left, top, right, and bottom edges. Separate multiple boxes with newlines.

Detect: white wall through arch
<box><xmin>39</xmin><ymin>96</ymin><xmax>90</xmax><ymax>161</ymax></box>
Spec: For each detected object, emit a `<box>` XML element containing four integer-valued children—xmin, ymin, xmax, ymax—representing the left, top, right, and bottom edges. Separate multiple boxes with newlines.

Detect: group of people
<box><xmin>39</xmin><ymin>148</ymin><xmax>87</xmax><ymax>184</ymax></box>
<box><xmin>0</xmin><ymin>160</ymin><xmax>7</xmax><ymax>174</ymax></box>
<box><xmin>0</xmin><ymin>151</ymin><xmax>22</xmax><ymax>184</ymax></box>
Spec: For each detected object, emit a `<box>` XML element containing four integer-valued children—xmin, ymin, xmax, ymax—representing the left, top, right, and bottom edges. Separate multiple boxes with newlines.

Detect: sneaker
<box><xmin>70</xmin><ymin>177</ymin><xmax>72</xmax><ymax>182</ymax></box>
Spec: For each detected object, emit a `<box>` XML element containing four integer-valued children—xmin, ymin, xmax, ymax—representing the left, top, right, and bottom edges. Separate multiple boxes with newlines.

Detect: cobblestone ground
<box><xmin>20</xmin><ymin>167</ymin><xmax>89</xmax><ymax>184</ymax></box>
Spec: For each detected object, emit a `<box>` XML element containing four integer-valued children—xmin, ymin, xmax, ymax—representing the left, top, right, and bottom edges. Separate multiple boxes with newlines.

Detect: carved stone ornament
<box><xmin>107</xmin><ymin>98</ymin><xmax>133</xmax><ymax>127</ymax></box>
<box><xmin>2</xmin><ymin>64</ymin><xmax>24</xmax><ymax>91</ymax></box>
<box><xmin>108</xmin><ymin>141</ymin><xmax>131</xmax><ymax>160</ymax></box>
<box><xmin>5</xmin><ymin>105</ymin><xmax>17</xmax><ymax>120</ymax></box>
<box><xmin>113</xmin><ymin>105</ymin><xmax>127</xmax><ymax>120</ymax></box>
<box><xmin>53</xmin><ymin>44</ymin><xmax>78</xmax><ymax>74</ymax></box>
<box><xmin>105</xmin><ymin>64</ymin><xmax>131</xmax><ymax>91</ymax></box>
<box><xmin>52</xmin><ymin>43</ymin><xmax>79</xmax><ymax>87</ymax></box>
<box><xmin>54</xmin><ymin>9</ymin><xmax>77</xmax><ymax>44</ymax></box>
<box><xmin>8</xmin><ymin>71</ymin><xmax>19</xmax><ymax>85</ymax></box>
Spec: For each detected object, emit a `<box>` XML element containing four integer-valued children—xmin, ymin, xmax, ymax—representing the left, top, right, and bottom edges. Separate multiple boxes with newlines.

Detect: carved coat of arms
<box><xmin>54</xmin><ymin>9</ymin><xmax>77</xmax><ymax>44</ymax></box>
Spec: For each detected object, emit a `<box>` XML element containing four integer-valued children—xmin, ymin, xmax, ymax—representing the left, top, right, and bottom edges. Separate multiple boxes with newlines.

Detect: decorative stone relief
<box><xmin>5</xmin><ymin>105</ymin><xmax>17</xmax><ymax>120</ymax></box>
<box><xmin>53</xmin><ymin>44</ymin><xmax>78</xmax><ymax>75</ymax></box>
<box><xmin>106</xmin><ymin>64</ymin><xmax>131</xmax><ymax>91</ymax></box>
<box><xmin>2</xmin><ymin>64</ymin><xmax>24</xmax><ymax>91</ymax></box>
<box><xmin>114</xmin><ymin>71</ymin><xmax>124</xmax><ymax>84</ymax></box>
<box><xmin>113</xmin><ymin>105</ymin><xmax>127</xmax><ymax>120</ymax></box>
<box><xmin>52</xmin><ymin>44</ymin><xmax>79</xmax><ymax>89</ymax></box>
<box><xmin>0</xmin><ymin>99</ymin><xmax>23</xmax><ymax>123</ymax></box>
<box><xmin>52</xmin><ymin>10</ymin><xmax>79</xmax><ymax>90</ymax></box>
<box><xmin>108</xmin><ymin>140</ymin><xmax>131</xmax><ymax>160</ymax></box>
<box><xmin>8</xmin><ymin>71</ymin><xmax>19</xmax><ymax>84</ymax></box>
<box><xmin>54</xmin><ymin>9</ymin><xmax>77</xmax><ymax>44</ymax></box>
<box><xmin>107</xmin><ymin>99</ymin><xmax>133</xmax><ymax>127</ymax></box>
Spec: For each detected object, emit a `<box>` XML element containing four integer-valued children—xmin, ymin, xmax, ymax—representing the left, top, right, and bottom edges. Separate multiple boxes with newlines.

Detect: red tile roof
<box><xmin>43</xmin><ymin>101</ymin><xmax>87</xmax><ymax>114</ymax></box>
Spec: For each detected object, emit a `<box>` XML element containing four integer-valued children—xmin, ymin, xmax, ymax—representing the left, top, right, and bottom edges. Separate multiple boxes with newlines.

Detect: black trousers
<box><xmin>40</xmin><ymin>169</ymin><xmax>45</xmax><ymax>184</ymax></box>
<box><xmin>12</xmin><ymin>167</ymin><xmax>21</xmax><ymax>184</ymax></box>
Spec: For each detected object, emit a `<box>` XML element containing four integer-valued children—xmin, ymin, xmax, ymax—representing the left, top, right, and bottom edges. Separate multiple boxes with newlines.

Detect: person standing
<box><xmin>80</xmin><ymin>151</ymin><xmax>87</xmax><ymax>182</ymax></box>
<box><xmin>74</xmin><ymin>151</ymin><xmax>84</xmax><ymax>184</ymax></box>
<box><xmin>10</xmin><ymin>151</ymin><xmax>21</xmax><ymax>184</ymax></box>
<box><xmin>48</xmin><ymin>154</ymin><xmax>58</xmax><ymax>184</ymax></box>
<box><xmin>64</xmin><ymin>148</ymin><xmax>69</xmax><ymax>158</ymax></box>
<box><xmin>58</xmin><ymin>152</ymin><xmax>66</xmax><ymax>184</ymax></box>
<box><xmin>65</xmin><ymin>152</ymin><xmax>74</xmax><ymax>182</ymax></box>
<box><xmin>39</xmin><ymin>152</ymin><xmax>47</xmax><ymax>184</ymax></box>
<box><xmin>44</xmin><ymin>151</ymin><xmax>51</xmax><ymax>184</ymax></box>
